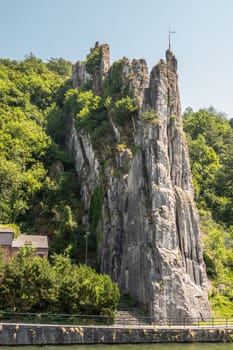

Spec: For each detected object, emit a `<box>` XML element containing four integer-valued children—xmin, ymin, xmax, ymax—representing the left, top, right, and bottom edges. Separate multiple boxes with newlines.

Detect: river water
<box><xmin>2</xmin><ymin>344</ymin><xmax>232</xmax><ymax>350</ymax></box>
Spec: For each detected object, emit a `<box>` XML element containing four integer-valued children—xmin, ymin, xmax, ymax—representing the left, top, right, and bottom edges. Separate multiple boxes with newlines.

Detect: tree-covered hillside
<box><xmin>0</xmin><ymin>56</ymin><xmax>232</xmax><ymax>317</ymax></box>
<box><xmin>0</xmin><ymin>56</ymin><xmax>120</xmax><ymax>315</ymax></box>
<box><xmin>184</xmin><ymin>107</ymin><xmax>233</xmax><ymax>317</ymax></box>
<box><xmin>0</xmin><ymin>56</ymin><xmax>89</xmax><ymax>261</ymax></box>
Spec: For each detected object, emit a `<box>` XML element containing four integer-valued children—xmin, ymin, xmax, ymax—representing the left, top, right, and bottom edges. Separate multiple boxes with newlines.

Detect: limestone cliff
<box><xmin>67</xmin><ymin>43</ymin><xmax>211</xmax><ymax>321</ymax></box>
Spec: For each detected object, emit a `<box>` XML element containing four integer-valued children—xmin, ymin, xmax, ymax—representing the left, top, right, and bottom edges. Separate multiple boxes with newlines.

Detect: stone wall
<box><xmin>0</xmin><ymin>324</ymin><xmax>232</xmax><ymax>345</ymax></box>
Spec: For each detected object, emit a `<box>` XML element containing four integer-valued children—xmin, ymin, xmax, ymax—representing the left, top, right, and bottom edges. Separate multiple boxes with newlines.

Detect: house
<box><xmin>0</xmin><ymin>228</ymin><xmax>14</xmax><ymax>260</ymax></box>
<box><xmin>11</xmin><ymin>235</ymin><xmax>48</xmax><ymax>258</ymax></box>
<box><xmin>0</xmin><ymin>227</ymin><xmax>48</xmax><ymax>259</ymax></box>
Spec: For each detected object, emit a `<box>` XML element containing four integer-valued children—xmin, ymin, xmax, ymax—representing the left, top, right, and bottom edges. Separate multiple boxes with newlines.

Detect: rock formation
<box><xmin>72</xmin><ymin>61</ymin><xmax>90</xmax><ymax>90</ymax></box>
<box><xmin>68</xmin><ymin>43</ymin><xmax>211</xmax><ymax>321</ymax></box>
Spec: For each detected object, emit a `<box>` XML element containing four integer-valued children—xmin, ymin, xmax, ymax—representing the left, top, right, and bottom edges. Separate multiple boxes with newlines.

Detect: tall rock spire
<box><xmin>127</xmin><ymin>50</ymin><xmax>211</xmax><ymax>319</ymax></box>
<box><xmin>67</xmin><ymin>44</ymin><xmax>211</xmax><ymax>321</ymax></box>
<box><xmin>72</xmin><ymin>42</ymin><xmax>110</xmax><ymax>95</ymax></box>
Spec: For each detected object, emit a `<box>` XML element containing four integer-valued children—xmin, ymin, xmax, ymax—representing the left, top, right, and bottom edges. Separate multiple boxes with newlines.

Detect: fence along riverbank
<box><xmin>0</xmin><ymin>313</ymin><xmax>233</xmax><ymax>345</ymax></box>
<box><xmin>0</xmin><ymin>312</ymin><xmax>233</xmax><ymax>327</ymax></box>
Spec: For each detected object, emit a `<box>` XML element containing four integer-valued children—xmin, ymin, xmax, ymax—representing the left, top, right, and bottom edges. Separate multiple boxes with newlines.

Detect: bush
<box><xmin>104</xmin><ymin>60</ymin><xmax>123</xmax><ymax>96</ymax></box>
<box><xmin>141</xmin><ymin>109</ymin><xmax>159</xmax><ymax>123</ymax></box>
<box><xmin>0</xmin><ymin>250</ymin><xmax>120</xmax><ymax>316</ymax></box>
<box><xmin>85</xmin><ymin>48</ymin><xmax>101</xmax><ymax>75</ymax></box>
<box><xmin>112</xmin><ymin>97</ymin><xmax>137</xmax><ymax>127</ymax></box>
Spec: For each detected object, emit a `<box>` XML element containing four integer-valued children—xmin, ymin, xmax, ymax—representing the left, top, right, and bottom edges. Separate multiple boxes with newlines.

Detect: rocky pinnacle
<box><xmin>69</xmin><ymin>44</ymin><xmax>211</xmax><ymax>321</ymax></box>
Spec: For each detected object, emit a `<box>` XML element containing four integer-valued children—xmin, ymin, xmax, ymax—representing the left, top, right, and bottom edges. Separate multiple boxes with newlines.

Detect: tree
<box><xmin>55</xmin><ymin>258</ymin><xmax>120</xmax><ymax>315</ymax></box>
<box><xmin>50</xmin><ymin>205</ymin><xmax>78</xmax><ymax>258</ymax></box>
<box><xmin>47</xmin><ymin>58</ymin><xmax>72</xmax><ymax>78</ymax></box>
<box><xmin>184</xmin><ymin>107</ymin><xmax>233</xmax><ymax>317</ymax></box>
<box><xmin>184</xmin><ymin>108</ymin><xmax>231</xmax><ymax>156</ymax></box>
<box><xmin>0</xmin><ymin>249</ymin><xmax>6</xmax><ymax>284</ymax></box>
<box><xmin>0</xmin><ymin>250</ymin><xmax>120</xmax><ymax>315</ymax></box>
<box><xmin>183</xmin><ymin>108</ymin><xmax>233</xmax><ymax>218</ymax></box>
<box><xmin>112</xmin><ymin>96</ymin><xmax>137</xmax><ymax>127</ymax></box>
<box><xmin>0</xmin><ymin>246</ymin><xmax>56</xmax><ymax>312</ymax></box>
<box><xmin>85</xmin><ymin>48</ymin><xmax>101</xmax><ymax>75</ymax></box>
<box><xmin>187</xmin><ymin>134</ymin><xmax>220</xmax><ymax>204</ymax></box>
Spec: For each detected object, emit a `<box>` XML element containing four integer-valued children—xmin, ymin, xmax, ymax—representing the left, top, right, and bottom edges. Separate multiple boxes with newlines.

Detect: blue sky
<box><xmin>1</xmin><ymin>0</ymin><xmax>233</xmax><ymax>117</ymax></box>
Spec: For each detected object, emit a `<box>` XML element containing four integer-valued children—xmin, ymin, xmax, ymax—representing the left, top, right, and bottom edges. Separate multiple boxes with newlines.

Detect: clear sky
<box><xmin>1</xmin><ymin>0</ymin><xmax>233</xmax><ymax>117</ymax></box>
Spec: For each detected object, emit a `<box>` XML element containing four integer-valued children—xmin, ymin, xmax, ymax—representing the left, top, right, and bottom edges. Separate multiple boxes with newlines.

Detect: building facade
<box><xmin>0</xmin><ymin>227</ymin><xmax>48</xmax><ymax>259</ymax></box>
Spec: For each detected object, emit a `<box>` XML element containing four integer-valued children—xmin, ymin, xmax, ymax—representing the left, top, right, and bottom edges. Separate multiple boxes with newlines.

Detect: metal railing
<box><xmin>0</xmin><ymin>312</ymin><xmax>232</xmax><ymax>328</ymax></box>
<box><xmin>0</xmin><ymin>312</ymin><xmax>113</xmax><ymax>325</ymax></box>
<box><xmin>114</xmin><ymin>316</ymin><xmax>233</xmax><ymax>328</ymax></box>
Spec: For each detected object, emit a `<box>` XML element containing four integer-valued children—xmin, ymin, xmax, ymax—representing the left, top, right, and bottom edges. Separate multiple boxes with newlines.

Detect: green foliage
<box><xmin>85</xmin><ymin>48</ymin><xmax>101</xmax><ymax>75</ymax></box>
<box><xmin>81</xmin><ymin>79</ymin><xmax>93</xmax><ymax>91</ymax></box>
<box><xmin>0</xmin><ymin>246</ymin><xmax>56</xmax><ymax>312</ymax></box>
<box><xmin>187</xmin><ymin>134</ymin><xmax>220</xmax><ymax>202</ymax></box>
<box><xmin>48</xmin><ymin>84</ymin><xmax>138</xmax><ymax>260</ymax></box>
<box><xmin>141</xmin><ymin>109</ymin><xmax>159</xmax><ymax>123</ymax></box>
<box><xmin>184</xmin><ymin>107</ymin><xmax>233</xmax><ymax>317</ymax></box>
<box><xmin>64</xmin><ymin>89</ymin><xmax>101</xmax><ymax>121</ymax></box>
<box><xmin>0</xmin><ymin>249</ymin><xmax>120</xmax><ymax>315</ymax></box>
<box><xmin>0</xmin><ymin>249</ymin><xmax>6</xmax><ymax>283</ymax></box>
<box><xmin>89</xmin><ymin>186</ymin><xmax>103</xmax><ymax>234</ymax></box>
<box><xmin>47</xmin><ymin>58</ymin><xmax>72</xmax><ymax>78</ymax></box>
<box><xmin>46</xmin><ymin>104</ymin><xmax>68</xmax><ymax>145</ymax></box>
<box><xmin>183</xmin><ymin>108</ymin><xmax>233</xmax><ymax>224</ymax></box>
<box><xmin>56</xmin><ymin>259</ymin><xmax>120</xmax><ymax>315</ymax></box>
<box><xmin>104</xmin><ymin>60</ymin><xmax>123</xmax><ymax>96</ymax></box>
<box><xmin>201</xmin><ymin>211</ymin><xmax>227</xmax><ymax>276</ymax></box>
<box><xmin>210</xmin><ymin>294</ymin><xmax>233</xmax><ymax>318</ymax></box>
<box><xmin>0</xmin><ymin>57</ymin><xmax>64</xmax><ymax>224</ymax></box>
<box><xmin>184</xmin><ymin>108</ymin><xmax>231</xmax><ymax>156</ymax></box>
<box><xmin>45</xmin><ymin>85</ymin><xmax>115</xmax><ymax>257</ymax></box>
<box><xmin>88</xmin><ymin>186</ymin><xmax>104</xmax><ymax>253</ymax></box>
<box><xmin>0</xmin><ymin>56</ymin><xmax>84</xmax><ymax>259</ymax></box>
<box><xmin>214</xmin><ymin>134</ymin><xmax>233</xmax><ymax>223</ymax></box>
<box><xmin>53</xmin><ymin>79</ymin><xmax>73</xmax><ymax>107</ymax></box>
<box><xmin>33</xmin><ymin>166</ymin><xmax>83</xmax><ymax>260</ymax></box>
<box><xmin>200</xmin><ymin>210</ymin><xmax>233</xmax><ymax>317</ymax></box>
<box><xmin>63</xmin><ymin>89</ymin><xmax>115</xmax><ymax>159</ymax></box>
<box><xmin>46</xmin><ymin>80</ymin><xmax>73</xmax><ymax>145</ymax></box>
<box><xmin>50</xmin><ymin>205</ymin><xmax>79</xmax><ymax>259</ymax></box>
<box><xmin>112</xmin><ymin>96</ymin><xmax>137</xmax><ymax>127</ymax></box>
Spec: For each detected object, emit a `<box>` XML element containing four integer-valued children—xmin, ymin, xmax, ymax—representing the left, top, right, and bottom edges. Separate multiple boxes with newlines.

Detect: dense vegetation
<box><xmin>0</xmin><ymin>247</ymin><xmax>119</xmax><ymax>315</ymax></box>
<box><xmin>0</xmin><ymin>56</ymin><xmax>120</xmax><ymax>315</ymax></box>
<box><xmin>183</xmin><ymin>107</ymin><xmax>233</xmax><ymax>317</ymax></box>
<box><xmin>0</xmin><ymin>55</ymin><xmax>233</xmax><ymax>317</ymax></box>
<box><xmin>0</xmin><ymin>55</ymin><xmax>87</xmax><ymax>260</ymax></box>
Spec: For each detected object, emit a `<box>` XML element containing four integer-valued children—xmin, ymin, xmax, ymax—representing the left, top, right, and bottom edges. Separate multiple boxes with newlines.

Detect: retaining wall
<box><xmin>0</xmin><ymin>324</ymin><xmax>233</xmax><ymax>345</ymax></box>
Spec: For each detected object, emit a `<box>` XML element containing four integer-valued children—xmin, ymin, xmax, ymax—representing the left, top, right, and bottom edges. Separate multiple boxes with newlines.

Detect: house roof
<box><xmin>0</xmin><ymin>232</ymin><xmax>14</xmax><ymax>246</ymax></box>
<box><xmin>11</xmin><ymin>235</ymin><xmax>48</xmax><ymax>249</ymax></box>
<box><xmin>0</xmin><ymin>227</ymin><xmax>14</xmax><ymax>234</ymax></box>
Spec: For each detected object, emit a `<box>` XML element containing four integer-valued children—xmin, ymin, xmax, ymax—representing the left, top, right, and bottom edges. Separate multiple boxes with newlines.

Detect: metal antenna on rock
<box><xmin>169</xmin><ymin>26</ymin><xmax>175</xmax><ymax>51</ymax></box>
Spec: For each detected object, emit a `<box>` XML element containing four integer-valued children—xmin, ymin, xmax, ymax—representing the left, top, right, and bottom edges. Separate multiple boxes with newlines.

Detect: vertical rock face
<box><xmin>66</xmin><ymin>116</ymin><xmax>100</xmax><ymax>211</ymax></box>
<box><xmin>72</xmin><ymin>42</ymin><xmax>110</xmax><ymax>95</ymax></box>
<box><xmin>68</xmin><ymin>44</ymin><xmax>211</xmax><ymax>320</ymax></box>
<box><xmin>92</xmin><ymin>42</ymin><xmax>110</xmax><ymax>95</ymax></box>
<box><xmin>72</xmin><ymin>61</ymin><xmax>91</xmax><ymax>90</ymax></box>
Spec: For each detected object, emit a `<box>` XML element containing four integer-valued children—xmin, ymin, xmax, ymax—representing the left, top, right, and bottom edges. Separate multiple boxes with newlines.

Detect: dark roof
<box><xmin>0</xmin><ymin>232</ymin><xmax>14</xmax><ymax>246</ymax></box>
<box><xmin>0</xmin><ymin>227</ymin><xmax>14</xmax><ymax>234</ymax></box>
<box><xmin>12</xmin><ymin>235</ymin><xmax>48</xmax><ymax>249</ymax></box>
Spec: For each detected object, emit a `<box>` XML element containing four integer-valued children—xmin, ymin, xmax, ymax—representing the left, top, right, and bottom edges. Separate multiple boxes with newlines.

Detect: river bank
<box><xmin>0</xmin><ymin>323</ymin><xmax>233</xmax><ymax>345</ymax></box>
